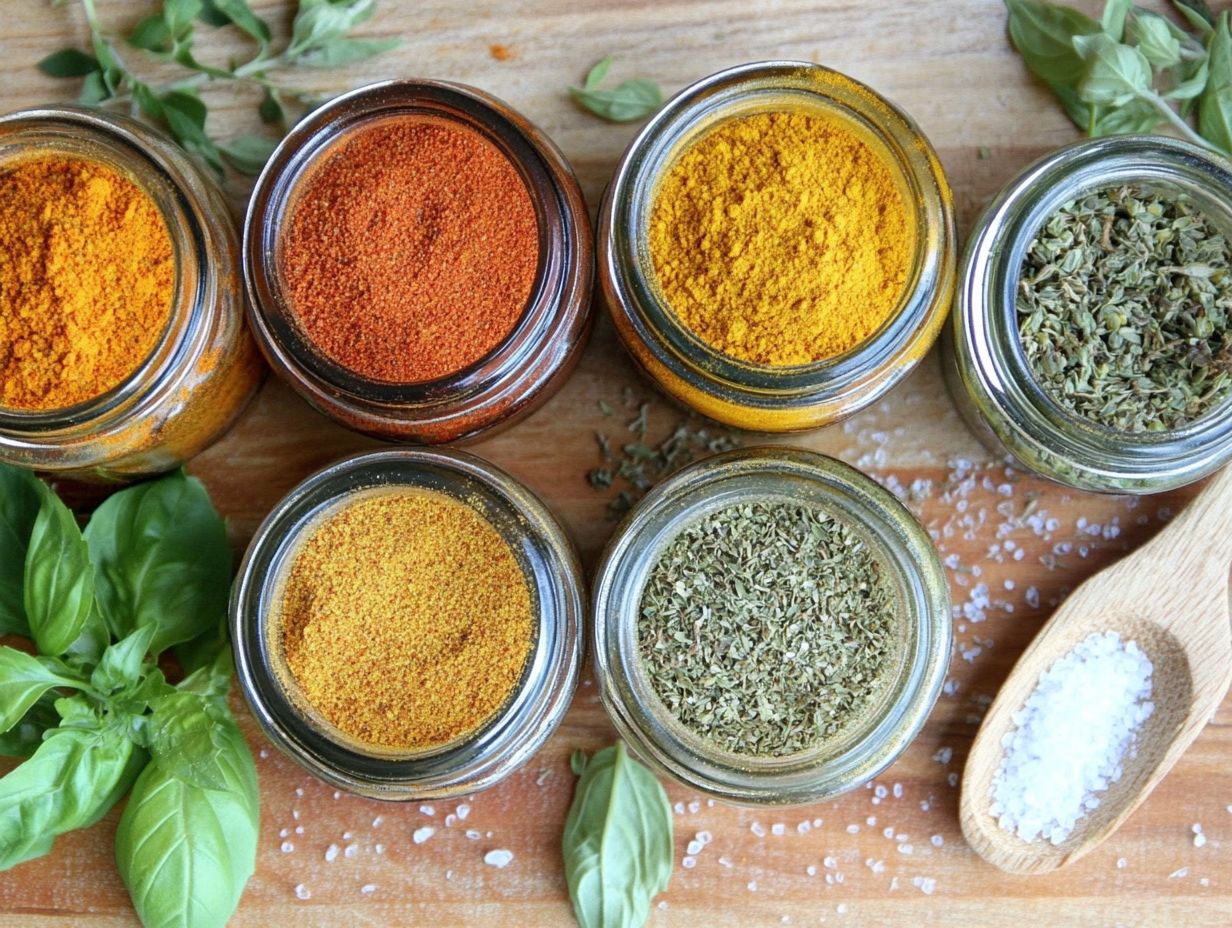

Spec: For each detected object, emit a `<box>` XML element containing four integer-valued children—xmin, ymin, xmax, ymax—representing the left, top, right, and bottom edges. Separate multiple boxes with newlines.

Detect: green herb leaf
<box><xmin>0</xmin><ymin>647</ymin><xmax>84</xmax><ymax>734</ymax></box>
<box><xmin>90</xmin><ymin>625</ymin><xmax>156</xmax><ymax>695</ymax></box>
<box><xmin>1199</xmin><ymin>12</ymin><xmax>1232</xmax><ymax>154</ymax></box>
<box><xmin>1074</xmin><ymin>33</ymin><xmax>1153</xmax><ymax>106</ymax></box>
<box><xmin>296</xmin><ymin>35</ymin><xmax>401</xmax><ymax>68</ymax></box>
<box><xmin>36</xmin><ymin>48</ymin><xmax>100</xmax><ymax>78</ymax></box>
<box><xmin>77</xmin><ymin>70</ymin><xmax>110</xmax><ymax>105</ymax></box>
<box><xmin>570</xmin><ymin>67</ymin><xmax>663</xmax><ymax>123</ymax></box>
<box><xmin>1101</xmin><ymin>0</ymin><xmax>1131</xmax><ymax>42</ymax></box>
<box><xmin>291</xmin><ymin>0</ymin><xmax>379</xmax><ymax>52</ymax></box>
<box><xmin>219</xmin><ymin>133</ymin><xmax>278</xmax><ymax>174</ymax></box>
<box><xmin>0</xmin><ymin>466</ymin><xmax>43</xmax><ymax>636</ymax></box>
<box><xmin>84</xmin><ymin>470</ymin><xmax>231</xmax><ymax>656</ymax></box>
<box><xmin>209</xmin><ymin>0</ymin><xmax>272</xmax><ymax>45</ymax></box>
<box><xmin>116</xmin><ymin>723</ymin><xmax>259</xmax><ymax>928</ymax></box>
<box><xmin>146</xmin><ymin>691</ymin><xmax>237</xmax><ymax>790</ymax></box>
<box><xmin>1127</xmin><ymin>12</ymin><xmax>1182</xmax><ymax>69</ymax></box>
<box><xmin>258</xmin><ymin>86</ymin><xmax>286</xmax><ymax>126</ymax></box>
<box><xmin>23</xmin><ymin>482</ymin><xmax>94</xmax><ymax>657</ymax></box>
<box><xmin>0</xmin><ymin>725</ymin><xmax>140</xmax><ymax>869</ymax></box>
<box><xmin>1166</xmin><ymin>54</ymin><xmax>1210</xmax><ymax>102</ymax></box>
<box><xmin>0</xmin><ymin>694</ymin><xmax>58</xmax><ymax>758</ymax></box>
<box><xmin>128</xmin><ymin>15</ymin><xmax>173</xmax><ymax>53</ymax></box>
<box><xmin>196</xmin><ymin>0</ymin><xmax>233</xmax><ymax>28</ymax></box>
<box><xmin>1005</xmin><ymin>0</ymin><xmax>1102</xmax><ymax>89</ymax></box>
<box><xmin>1173</xmin><ymin>0</ymin><xmax>1215</xmax><ymax>33</ymax></box>
<box><xmin>164</xmin><ymin>0</ymin><xmax>205</xmax><ymax>38</ymax></box>
<box><xmin>562</xmin><ymin>742</ymin><xmax>673</xmax><ymax>928</ymax></box>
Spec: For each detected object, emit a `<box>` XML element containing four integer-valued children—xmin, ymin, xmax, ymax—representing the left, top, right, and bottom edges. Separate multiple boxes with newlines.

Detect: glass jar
<box><xmin>591</xmin><ymin>447</ymin><xmax>951</xmax><ymax>805</ymax></box>
<box><xmin>231</xmin><ymin>448</ymin><xmax>584</xmax><ymax>800</ymax></box>
<box><xmin>599</xmin><ymin>61</ymin><xmax>956</xmax><ymax>432</ymax></box>
<box><xmin>945</xmin><ymin>135</ymin><xmax>1232</xmax><ymax>494</ymax></box>
<box><xmin>0</xmin><ymin>106</ymin><xmax>263</xmax><ymax>481</ymax></box>
<box><xmin>243</xmin><ymin>80</ymin><xmax>593</xmax><ymax>445</ymax></box>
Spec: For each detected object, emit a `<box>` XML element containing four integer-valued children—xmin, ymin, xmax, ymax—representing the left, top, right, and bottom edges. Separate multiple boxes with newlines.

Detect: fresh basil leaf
<box><xmin>0</xmin><ymin>647</ymin><xmax>83</xmax><ymax>733</ymax></box>
<box><xmin>219</xmin><ymin>133</ymin><xmax>278</xmax><ymax>174</ymax></box>
<box><xmin>129</xmin><ymin>15</ymin><xmax>173</xmax><ymax>53</ymax></box>
<box><xmin>90</xmin><ymin>625</ymin><xmax>155</xmax><ymax>695</ymax></box>
<box><xmin>164</xmin><ymin>0</ymin><xmax>205</xmax><ymax>38</ymax></box>
<box><xmin>1089</xmin><ymin>97</ymin><xmax>1161</xmax><ymax>134</ymax></box>
<box><xmin>1173</xmin><ymin>0</ymin><xmax>1215</xmax><ymax>33</ymax></box>
<box><xmin>0</xmin><ymin>466</ymin><xmax>42</xmax><ymax>636</ymax></box>
<box><xmin>563</xmin><ymin>742</ymin><xmax>673</xmax><ymax>928</ymax></box>
<box><xmin>1075</xmin><ymin>33</ymin><xmax>1153</xmax><ymax>106</ymax></box>
<box><xmin>1127</xmin><ymin>12</ymin><xmax>1183</xmax><ymax>69</ymax></box>
<box><xmin>584</xmin><ymin>56</ymin><xmax>613</xmax><ymax>91</ymax></box>
<box><xmin>1167</xmin><ymin>54</ymin><xmax>1210</xmax><ymax>102</ymax></box>
<box><xmin>1102</xmin><ymin>0</ymin><xmax>1131</xmax><ymax>42</ymax></box>
<box><xmin>78</xmin><ymin>70</ymin><xmax>111</xmax><ymax>105</ymax></box>
<box><xmin>0</xmin><ymin>725</ymin><xmax>139</xmax><ymax>870</ymax></box>
<box><xmin>84</xmin><ymin>470</ymin><xmax>231</xmax><ymax>656</ymax></box>
<box><xmin>36</xmin><ymin>48</ymin><xmax>100</xmax><ymax>78</ymax></box>
<box><xmin>0</xmin><ymin>694</ymin><xmax>58</xmax><ymax>758</ymax></box>
<box><xmin>210</xmin><ymin>0</ymin><xmax>272</xmax><ymax>45</ymax></box>
<box><xmin>1199</xmin><ymin>12</ymin><xmax>1232</xmax><ymax>154</ymax></box>
<box><xmin>1005</xmin><ymin>0</ymin><xmax>1102</xmax><ymax>88</ymax></box>
<box><xmin>160</xmin><ymin>90</ymin><xmax>225</xmax><ymax>178</ymax></box>
<box><xmin>290</xmin><ymin>0</ymin><xmax>378</xmax><ymax>53</ymax></box>
<box><xmin>176</xmin><ymin>633</ymin><xmax>233</xmax><ymax>697</ymax></box>
<box><xmin>23</xmin><ymin>482</ymin><xmax>94</xmax><ymax>657</ymax></box>
<box><xmin>117</xmin><ymin>724</ymin><xmax>259</xmax><ymax>928</ymax></box>
<box><xmin>571</xmin><ymin>78</ymin><xmax>663</xmax><ymax>123</ymax></box>
<box><xmin>146</xmin><ymin>691</ymin><xmax>238</xmax><ymax>790</ymax></box>
<box><xmin>297</xmin><ymin>35</ymin><xmax>401</xmax><ymax>68</ymax></box>
<box><xmin>197</xmin><ymin>0</ymin><xmax>233</xmax><ymax>27</ymax></box>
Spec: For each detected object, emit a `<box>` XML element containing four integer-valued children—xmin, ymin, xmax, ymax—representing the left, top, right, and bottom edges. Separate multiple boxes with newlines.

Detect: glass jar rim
<box><xmin>600</xmin><ymin>61</ymin><xmax>955</xmax><ymax>411</ymax></box>
<box><xmin>243</xmin><ymin>79</ymin><xmax>591</xmax><ymax>418</ymax></box>
<box><xmin>591</xmin><ymin>446</ymin><xmax>951</xmax><ymax>805</ymax></box>
<box><xmin>0</xmin><ymin>106</ymin><xmax>209</xmax><ymax>435</ymax></box>
<box><xmin>954</xmin><ymin>134</ymin><xmax>1232</xmax><ymax>490</ymax></box>
<box><xmin>230</xmin><ymin>448</ymin><xmax>584</xmax><ymax>799</ymax></box>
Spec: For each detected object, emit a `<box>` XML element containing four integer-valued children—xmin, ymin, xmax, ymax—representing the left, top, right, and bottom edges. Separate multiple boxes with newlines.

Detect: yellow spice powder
<box><xmin>649</xmin><ymin>110</ymin><xmax>913</xmax><ymax>366</ymax></box>
<box><xmin>0</xmin><ymin>155</ymin><xmax>174</xmax><ymax>410</ymax></box>
<box><xmin>279</xmin><ymin>489</ymin><xmax>534</xmax><ymax>750</ymax></box>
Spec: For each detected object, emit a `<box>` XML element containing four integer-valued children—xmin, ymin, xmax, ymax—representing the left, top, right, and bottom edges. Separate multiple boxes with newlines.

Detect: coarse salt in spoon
<box><xmin>960</xmin><ymin>465</ymin><xmax>1232</xmax><ymax>874</ymax></box>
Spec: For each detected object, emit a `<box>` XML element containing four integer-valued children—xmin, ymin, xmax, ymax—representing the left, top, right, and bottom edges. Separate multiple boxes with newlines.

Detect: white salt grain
<box><xmin>771</xmin><ymin>823</ymin><xmax>786</xmax><ymax>836</ymax></box>
<box><xmin>361</xmin><ymin>884</ymin><xmax>376</xmax><ymax>895</ymax></box>
<box><xmin>484</xmin><ymin>849</ymin><xmax>514</xmax><ymax>868</ymax></box>
<box><xmin>990</xmin><ymin>632</ymin><xmax>1153</xmax><ymax>845</ymax></box>
<box><xmin>294</xmin><ymin>884</ymin><xmax>311</xmax><ymax>900</ymax></box>
<box><xmin>412</xmin><ymin>826</ymin><xmax>435</xmax><ymax>844</ymax></box>
<box><xmin>324</xmin><ymin>844</ymin><xmax>339</xmax><ymax>862</ymax></box>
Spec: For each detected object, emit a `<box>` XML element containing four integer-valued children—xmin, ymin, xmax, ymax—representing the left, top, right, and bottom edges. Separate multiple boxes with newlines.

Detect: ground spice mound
<box><xmin>649</xmin><ymin>111</ymin><xmax>913</xmax><ymax>366</ymax></box>
<box><xmin>0</xmin><ymin>155</ymin><xmax>174</xmax><ymax>410</ymax></box>
<box><xmin>280</xmin><ymin>116</ymin><xmax>540</xmax><ymax>384</ymax></box>
<box><xmin>279</xmin><ymin>489</ymin><xmax>534</xmax><ymax>750</ymax></box>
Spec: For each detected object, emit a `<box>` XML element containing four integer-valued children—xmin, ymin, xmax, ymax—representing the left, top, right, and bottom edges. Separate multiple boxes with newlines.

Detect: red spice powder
<box><xmin>280</xmin><ymin>116</ymin><xmax>540</xmax><ymax>383</ymax></box>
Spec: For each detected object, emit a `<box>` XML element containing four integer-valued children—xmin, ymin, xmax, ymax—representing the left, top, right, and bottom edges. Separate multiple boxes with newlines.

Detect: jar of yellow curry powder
<box><xmin>600</xmin><ymin>62</ymin><xmax>956</xmax><ymax>431</ymax></box>
<box><xmin>0</xmin><ymin>107</ymin><xmax>262</xmax><ymax>480</ymax></box>
<box><xmin>231</xmin><ymin>449</ymin><xmax>584</xmax><ymax>800</ymax></box>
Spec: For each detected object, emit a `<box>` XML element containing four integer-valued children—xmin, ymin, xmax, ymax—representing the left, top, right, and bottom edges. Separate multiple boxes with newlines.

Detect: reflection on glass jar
<box><xmin>231</xmin><ymin>449</ymin><xmax>584</xmax><ymax>800</ymax></box>
<box><xmin>592</xmin><ymin>447</ymin><xmax>950</xmax><ymax>805</ymax></box>
<box><xmin>945</xmin><ymin>136</ymin><xmax>1232</xmax><ymax>494</ymax></box>
<box><xmin>0</xmin><ymin>107</ymin><xmax>263</xmax><ymax>481</ymax></box>
<box><xmin>244</xmin><ymin>80</ymin><xmax>593</xmax><ymax>445</ymax></box>
<box><xmin>600</xmin><ymin>61</ymin><xmax>956</xmax><ymax>432</ymax></box>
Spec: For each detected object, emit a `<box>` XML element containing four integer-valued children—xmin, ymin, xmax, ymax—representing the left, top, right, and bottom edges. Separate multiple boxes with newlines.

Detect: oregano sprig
<box><xmin>569</xmin><ymin>56</ymin><xmax>663</xmax><ymax>122</ymax></box>
<box><xmin>37</xmin><ymin>0</ymin><xmax>400</xmax><ymax>177</ymax></box>
<box><xmin>1005</xmin><ymin>0</ymin><xmax>1232</xmax><ymax>157</ymax></box>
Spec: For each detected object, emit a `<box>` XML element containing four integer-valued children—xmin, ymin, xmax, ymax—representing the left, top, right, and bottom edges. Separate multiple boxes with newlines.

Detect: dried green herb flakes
<box><xmin>637</xmin><ymin>500</ymin><xmax>898</xmax><ymax>758</ymax></box>
<box><xmin>1017</xmin><ymin>184</ymin><xmax>1232</xmax><ymax>432</ymax></box>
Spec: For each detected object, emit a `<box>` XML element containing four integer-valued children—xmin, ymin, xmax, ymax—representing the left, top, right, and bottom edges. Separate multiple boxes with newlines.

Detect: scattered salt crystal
<box><xmin>823</xmin><ymin>856</ymin><xmax>838</xmax><ymax>869</ymax></box>
<box><xmin>259</xmin><ymin>749</ymin><xmax>269</xmax><ymax>759</ymax></box>
<box><xmin>797</xmin><ymin>821</ymin><xmax>811</xmax><ymax>835</ymax></box>
<box><xmin>806</xmin><ymin>865</ymin><xmax>817</xmax><ymax>876</ymax></box>
<box><xmin>280</xmin><ymin>828</ymin><xmax>290</xmax><ymax>838</ymax></box>
<box><xmin>344</xmin><ymin>844</ymin><xmax>358</xmax><ymax>859</ymax></box>
<box><xmin>846</xmin><ymin>824</ymin><xmax>860</xmax><ymax>834</ymax></box>
<box><xmin>836</xmin><ymin>904</ymin><xmax>848</xmax><ymax>914</ymax></box>
<box><xmin>687</xmin><ymin>839</ymin><xmax>703</xmax><ymax>855</ymax></box>
<box><xmin>947</xmin><ymin>772</ymin><xmax>959</xmax><ymax>787</ymax></box>
<box><xmin>419</xmin><ymin>805</ymin><xmax>435</xmax><ymax>816</ymax></box>
<box><xmin>456</xmin><ymin>804</ymin><xmax>470</xmax><ymax>821</ymax></box>
<box><xmin>333</xmin><ymin>790</ymin><xmax>341</xmax><ymax>800</ymax></box>
<box><xmin>688</xmin><ymin>800</ymin><xmax>700</xmax><ymax>813</ymax></box>
<box><xmin>751</xmin><ymin>822</ymin><xmax>767</xmax><ymax>837</ymax></box>
<box><xmin>747</xmin><ymin>881</ymin><xmax>758</xmax><ymax>892</ymax></box>
<box><xmin>682</xmin><ymin>856</ymin><xmax>696</xmax><ymax>869</ymax></box>
<box><xmin>295</xmin><ymin>788</ymin><xmax>304</xmax><ymax>797</ymax></box>
<box><xmin>874</xmin><ymin>785</ymin><xmax>888</xmax><ymax>799</ymax></box>
<box><xmin>325</xmin><ymin>844</ymin><xmax>339</xmax><ymax>862</ymax></box>
<box><xmin>1117</xmin><ymin>857</ymin><xmax>1128</xmax><ymax>869</ymax></box>
<box><xmin>866</xmin><ymin>816</ymin><xmax>877</xmax><ymax>826</ymax></box>
<box><xmin>294</xmin><ymin>825</ymin><xmax>304</xmax><ymax>835</ymax></box>
<box><xmin>912</xmin><ymin>876</ymin><xmax>937</xmax><ymax>895</ymax></box>
<box><xmin>719</xmin><ymin>856</ymin><xmax>733</xmax><ymax>868</ymax></box>
<box><xmin>1201</xmin><ymin>877</ymin><xmax>1211</xmax><ymax>887</ymax></box>
<box><xmin>280</xmin><ymin>842</ymin><xmax>294</xmax><ymax>853</ymax></box>
<box><xmin>412</xmin><ymin>827</ymin><xmax>435</xmax><ymax>844</ymax></box>
<box><xmin>931</xmin><ymin>835</ymin><xmax>944</xmax><ymax>847</ymax></box>
<box><xmin>771</xmin><ymin>823</ymin><xmax>786</xmax><ymax>836</ymax></box>
<box><xmin>294</xmin><ymin>884</ymin><xmax>311</xmax><ymax>900</ymax></box>
<box><xmin>445</xmin><ymin>814</ymin><xmax>457</xmax><ymax>827</ymax></box>
<box><xmin>466</xmin><ymin>830</ymin><xmax>481</xmax><ymax>840</ymax></box>
<box><xmin>697</xmin><ymin>831</ymin><xmax>712</xmax><ymax>845</ymax></box>
<box><xmin>372</xmin><ymin>816</ymin><xmax>383</xmax><ymax>827</ymax></box>
<box><xmin>892</xmin><ymin>782</ymin><xmax>903</xmax><ymax>798</ymax></box>
<box><xmin>361</xmin><ymin>884</ymin><xmax>376</xmax><ymax>895</ymax></box>
<box><xmin>933</xmin><ymin>747</ymin><xmax>953</xmax><ymax>765</ymax></box>
<box><xmin>1169</xmin><ymin>867</ymin><xmax>1189</xmax><ymax>879</ymax></box>
<box><xmin>1194</xmin><ymin>833</ymin><xmax>1207</xmax><ymax>848</ymax></box>
<box><xmin>990</xmin><ymin>631</ymin><xmax>1154</xmax><ymax>845</ymax></box>
<box><xmin>484</xmin><ymin>849</ymin><xmax>514</xmax><ymax>868</ymax></box>
<box><xmin>674</xmin><ymin>802</ymin><xmax>685</xmax><ymax>815</ymax></box>
<box><xmin>375</xmin><ymin>844</ymin><xmax>385</xmax><ymax>855</ymax></box>
<box><xmin>897</xmin><ymin>843</ymin><xmax>913</xmax><ymax>855</ymax></box>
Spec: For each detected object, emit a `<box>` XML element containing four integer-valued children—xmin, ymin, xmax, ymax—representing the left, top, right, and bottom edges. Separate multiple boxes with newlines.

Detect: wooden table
<box><xmin>2</xmin><ymin>1</ymin><xmax>1230</xmax><ymax>925</ymax></box>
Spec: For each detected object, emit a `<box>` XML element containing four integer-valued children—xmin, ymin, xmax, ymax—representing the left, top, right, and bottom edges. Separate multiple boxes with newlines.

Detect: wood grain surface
<box><xmin>1</xmin><ymin>1</ymin><xmax>1230</xmax><ymax>926</ymax></box>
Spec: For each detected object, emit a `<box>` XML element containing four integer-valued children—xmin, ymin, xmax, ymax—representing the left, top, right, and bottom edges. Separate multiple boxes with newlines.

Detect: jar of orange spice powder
<box><xmin>244</xmin><ymin>80</ymin><xmax>594</xmax><ymax>444</ymax></box>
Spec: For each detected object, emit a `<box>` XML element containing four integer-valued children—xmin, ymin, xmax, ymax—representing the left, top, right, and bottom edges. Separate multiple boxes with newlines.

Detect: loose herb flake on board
<box><xmin>1017</xmin><ymin>184</ymin><xmax>1232</xmax><ymax>432</ymax></box>
<box><xmin>638</xmin><ymin>500</ymin><xmax>898</xmax><ymax>757</ymax></box>
<box><xmin>569</xmin><ymin>56</ymin><xmax>664</xmax><ymax>123</ymax></box>
<box><xmin>588</xmin><ymin>397</ymin><xmax>740</xmax><ymax>517</ymax></box>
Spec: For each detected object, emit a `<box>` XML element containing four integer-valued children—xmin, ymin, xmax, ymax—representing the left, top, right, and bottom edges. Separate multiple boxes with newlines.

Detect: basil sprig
<box><xmin>0</xmin><ymin>464</ymin><xmax>258</xmax><ymax>928</ymax></box>
<box><xmin>562</xmin><ymin>742</ymin><xmax>673</xmax><ymax>928</ymax></box>
<box><xmin>36</xmin><ymin>0</ymin><xmax>400</xmax><ymax>178</ymax></box>
<box><xmin>570</xmin><ymin>57</ymin><xmax>664</xmax><ymax>123</ymax></box>
<box><xmin>1005</xmin><ymin>0</ymin><xmax>1232</xmax><ymax>156</ymax></box>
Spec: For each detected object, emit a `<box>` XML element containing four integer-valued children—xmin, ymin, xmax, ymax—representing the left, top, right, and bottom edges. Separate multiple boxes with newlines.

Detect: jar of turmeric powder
<box><xmin>600</xmin><ymin>62</ymin><xmax>956</xmax><ymax>432</ymax></box>
<box><xmin>0</xmin><ymin>107</ymin><xmax>263</xmax><ymax>480</ymax></box>
<box><xmin>231</xmin><ymin>449</ymin><xmax>584</xmax><ymax>799</ymax></box>
<box><xmin>244</xmin><ymin>80</ymin><xmax>593</xmax><ymax>444</ymax></box>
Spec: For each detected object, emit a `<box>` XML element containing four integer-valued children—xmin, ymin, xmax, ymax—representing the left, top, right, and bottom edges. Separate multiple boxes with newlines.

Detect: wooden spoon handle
<box><xmin>1141</xmin><ymin>464</ymin><xmax>1232</xmax><ymax>577</ymax></box>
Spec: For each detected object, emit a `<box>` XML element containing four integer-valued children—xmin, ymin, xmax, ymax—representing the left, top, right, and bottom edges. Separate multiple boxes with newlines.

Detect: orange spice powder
<box><xmin>279</xmin><ymin>488</ymin><xmax>534</xmax><ymax>750</ymax></box>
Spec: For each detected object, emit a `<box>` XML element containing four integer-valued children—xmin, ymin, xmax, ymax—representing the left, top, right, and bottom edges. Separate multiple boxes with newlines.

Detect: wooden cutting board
<box><xmin>1</xmin><ymin>1</ymin><xmax>1229</xmax><ymax>925</ymax></box>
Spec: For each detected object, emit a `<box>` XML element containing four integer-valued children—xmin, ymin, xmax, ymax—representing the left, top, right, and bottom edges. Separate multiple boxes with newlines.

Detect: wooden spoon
<box><xmin>960</xmin><ymin>465</ymin><xmax>1232</xmax><ymax>875</ymax></box>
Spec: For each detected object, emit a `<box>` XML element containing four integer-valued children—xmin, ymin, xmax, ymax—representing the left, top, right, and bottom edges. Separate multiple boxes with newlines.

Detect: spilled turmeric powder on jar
<box><xmin>649</xmin><ymin>110</ymin><xmax>914</xmax><ymax>366</ymax></box>
<box><xmin>0</xmin><ymin>155</ymin><xmax>174</xmax><ymax>410</ymax></box>
<box><xmin>278</xmin><ymin>488</ymin><xmax>534</xmax><ymax>751</ymax></box>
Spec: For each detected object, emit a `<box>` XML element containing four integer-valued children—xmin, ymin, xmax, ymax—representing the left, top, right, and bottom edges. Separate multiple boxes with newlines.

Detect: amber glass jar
<box><xmin>244</xmin><ymin>80</ymin><xmax>593</xmax><ymax>444</ymax></box>
<box><xmin>0</xmin><ymin>107</ymin><xmax>262</xmax><ymax>481</ymax></box>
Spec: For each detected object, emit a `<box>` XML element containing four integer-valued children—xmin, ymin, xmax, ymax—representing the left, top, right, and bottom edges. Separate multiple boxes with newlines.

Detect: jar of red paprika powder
<box><xmin>243</xmin><ymin>80</ymin><xmax>593</xmax><ymax>444</ymax></box>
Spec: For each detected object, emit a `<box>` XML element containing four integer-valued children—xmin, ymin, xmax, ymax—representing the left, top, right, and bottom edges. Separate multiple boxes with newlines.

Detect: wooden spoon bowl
<box><xmin>960</xmin><ymin>466</ymin><xmax>1232</xmax><ymax>875</ymax></box>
